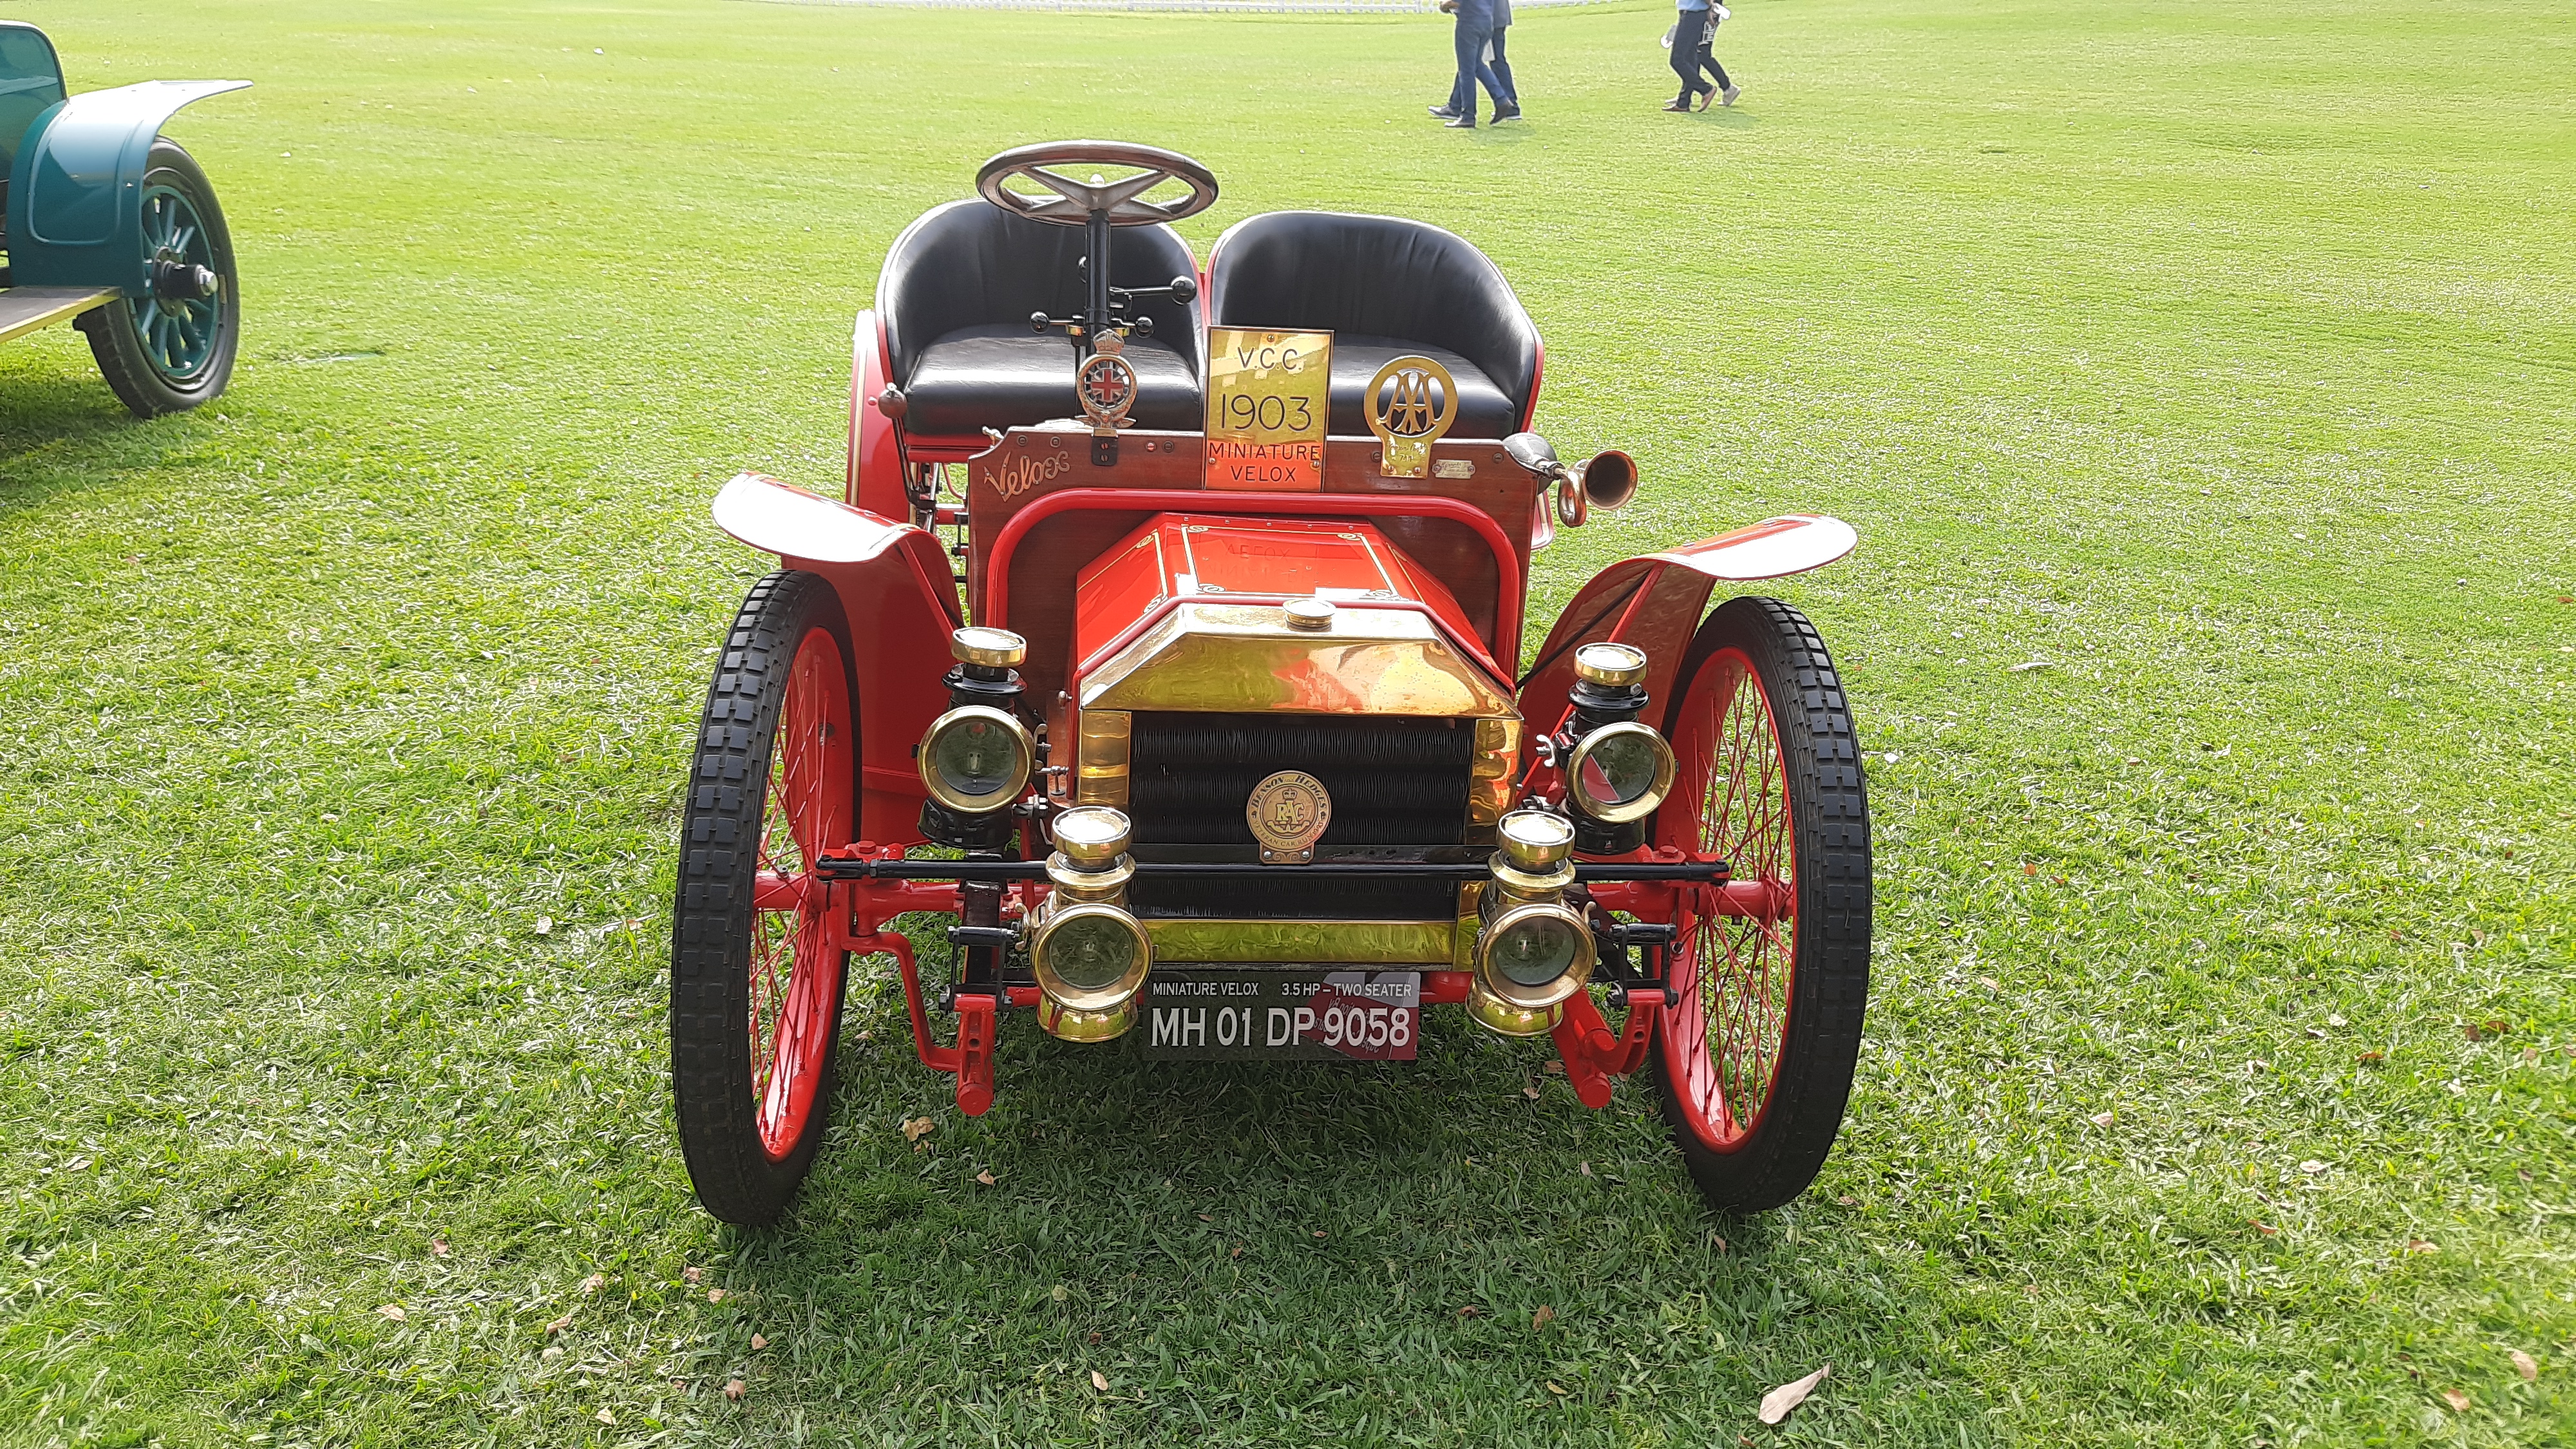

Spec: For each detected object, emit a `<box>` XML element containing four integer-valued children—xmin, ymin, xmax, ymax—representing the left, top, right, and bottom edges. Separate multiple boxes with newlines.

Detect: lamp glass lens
<box><xmin>931</xmin><ymin>717</ymin><xmax>1019</xmax><ymax>801</ymax></box>
<box><xmin>1045</xmin><ymin>912</ymin><xmax>1139</xmax><ymax>992</ymax></box>
<box><xmin>1578</xmin><ymin>730</ymin><xmax>1663</xmax><ymax>809</ymax></box>
<box><xmin>1493</xmin><ymin>912</ymin><xmax>1586</xmax><ymax>987</ymax></box>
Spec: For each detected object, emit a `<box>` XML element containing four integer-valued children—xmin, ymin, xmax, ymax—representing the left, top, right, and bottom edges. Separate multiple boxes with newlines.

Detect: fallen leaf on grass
<box><xmin>1978</xmin><ymin>976</ymin><xmax>2001</xmax><ymax>992</ymax></box>
<box><xmin>2405</xmin><ymin>1240</ymin><xmax>2438</xmax><ymax>1255</ymax></box>
<box><xmin>1532</xmin><ymin>1305</ymin><xmax>1557</xmax><ymax>1329</ymax></box>
<box><xmin>594</xmin><ymin>1408</ymin><xmax>614</xmax><ymax>1425</ymax></box>
<box><xmin>2441</xmin><ymin>1388</ymin><xmax>2471</xmax><ymax>1412</ymax></box>
<box><xmin>2007</xmin><ymin>661</ymin><xmax>2052</xmax><ymax>673</ymax></box>
<box><xmin>2357</xmin><ymin>1052</ymin><xmax>2384</xmax><ymax>1066</ymax></box>
<box><xmin>1312</xmin><ymin>1230</ymin><xmax>1327</xmax><ymax>1240</ymax></box>
<box><xmin>581</xmin><ymin>1273</ymin><xmax>605</xmax><ymax>1294</ymax></box>
<box><xmin>1757</xmin><ymin>1365</ymin><xmax>1830</xmax><ymax>1425</ymax></box>
<box><xmin>1578</xmin><ymin>1160</ymin><xmax>1592</xmax><ymax>1177</ymax></box>
<box><xmin>707</xmin><ymin>1289</ymin><xmax>725</xmax><ymax>1303</ymax></box>
<box><xmin>544</xmin><ymin>1315</ymin><xmax>573</xmax><ymax>1334</ymax></box>
<box><xmin>1050</xmin><ymin>1283</ymin><xmax>1070</xmax><ymax>1302</ymax></box>
<box><xmin>976</xmin><ymin>1170</ymin><xmax>996</xmax><ymax>1186</ymax></box>
<box><xmin>1712</xmin><ymin>1235</ymin><xmax>1728</xmax><ymax>1254</ymax></box>
<box><xmin>2022</xmin><ymin>862</ymin><xmax>2037</xmax><ymax>876</ymax></box>
<box><xmin>375</xmin><ymin>1305</ymin><xmax>406</xmax><ymax>1321</ymax></box>
<box><xmin>2327</xmin><ymin>1014</ymin><xmax>2347</xmax><ymax>1028</ymax></box>
<box><xmin>430</xmin><ymin>1239</ymin><xmax>450</xmax><ymax>1258</ymax></box>
<box><xmin>1546</xmin><ymin>1381</ymin><xmax>1569</xmax><ymax>1396</ymax></box>
<box><xmin>1542</xmin><ymin>1059</ymin><xmax>1566</xmax><ymax>1076</ymax></box>
<box><xmin>2299</xmin><ymin>1160</ymin><xmax>2327</xmax><ymax>1175</ymax></box>
<box><xmin>1197</xmin><ymin>1213</ymin><xmax>1211</xmax><ymax>1222</ymax></box>
<box><xmin>902</xmin><ymin>1115</ymin><xmax>937</xmax><ymax>1142</ymax></box>
<box><xmin>536</xmin><ymin>916</ymin><xmax>555</xmax><ymax>936</ymax></box>
<box><xmin>752</xmin><ymin>1334</ymin><xmax>768</xmax><ymax>1350</ymax></box>
<box><xmin>1835</xmin><ymin>1194</ymin><xmax>1859</xmax><ymax>1206</ymax></box>
<box><xmin>543</xmin><ymin>1345</ymin><xmax>564</xmax><ymax>1360</ymax></box>
<box><xmin>2521</xmin><ymin>1047</ymin><xmax>2541</xmax><ymax>1065</ymax></box>
<box><xmin>1457</xmin><ymin>1305</ymin><xmax>1480</xmax><ymax>1320</ymax></box>
<box><xmin>1522</xmin><ymin>1083</ymin><xmax>1541</xmax><ymax>1099</ymax></box>
<box><xmin>1090</xmin><ymin>1370</ymin><xmax>1109</xmax><ymax>1392</ymax></box>
<box><xmin>2251</xmin><ymin>1221</ymin><xmax>2278</xmax><ymax>1236</ymax></box>
<box><xmin>684</xmin><ymin>1266</ymin><xmax>703</xmax><ymax>1283</ymax></box>
<box><xmin>2090</xmin><ymin>1112</ymin><xmax>2116</xmax><ymax>1128</ymax></box>
<box><xmin>723</xmin><ymin>1378</ymin><xmax>745</xmax><ymax>1401</ymax></box>
<box><xmin>2512</xmin><ymin>1349</ymin><xmax>2537</xmax><ymax>1381</ymax></box>
<box><xmin>1229</xmin><ymin>1244</ymin><xmax>1242</xmax><ymax>1259</ymax></box>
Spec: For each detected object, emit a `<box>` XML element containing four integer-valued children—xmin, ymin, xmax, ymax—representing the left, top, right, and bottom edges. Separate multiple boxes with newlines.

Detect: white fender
<box><xmin>710</xmin><ymin>471</ymin><xmax>920</xmax><ymax>564</ymax></box>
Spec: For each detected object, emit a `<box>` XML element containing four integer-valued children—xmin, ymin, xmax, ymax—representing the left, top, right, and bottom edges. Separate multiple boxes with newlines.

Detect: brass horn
<box><xmin>1502</xmin><ymin>433</ymin><xmax>1641</xmax><ymax>528</ymax></box>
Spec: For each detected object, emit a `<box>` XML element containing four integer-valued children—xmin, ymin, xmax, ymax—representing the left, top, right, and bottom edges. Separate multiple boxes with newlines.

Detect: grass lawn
<box><xmin>2</xmin><ymin>0</ymin><xmax>2571</xmax><ymax>1443</ymax></box>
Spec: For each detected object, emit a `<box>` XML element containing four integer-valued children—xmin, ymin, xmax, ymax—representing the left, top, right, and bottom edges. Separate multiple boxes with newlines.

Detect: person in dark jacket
<box><xmin>1431</xmin><ymin>0</ymin><xmax>1517</xmax><ymax>128</ymax></box>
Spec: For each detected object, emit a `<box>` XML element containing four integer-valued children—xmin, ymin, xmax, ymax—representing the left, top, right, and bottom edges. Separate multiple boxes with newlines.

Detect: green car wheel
<box><xmin>76</xmin><ymin>137</ymin><xmax>240</xmax><ymax>417</ymax></box>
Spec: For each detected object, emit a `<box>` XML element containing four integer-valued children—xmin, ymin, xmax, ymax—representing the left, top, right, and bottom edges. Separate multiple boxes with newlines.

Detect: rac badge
<box><xmin>1247</xmin><ymin>769</ymin><xmax>1332</xmax><ymax>865</ymax></box>
<box><xmin>1364</xmin><ymin>354</ymin><xmax>1457</xmax><ymax>478</ymax></box>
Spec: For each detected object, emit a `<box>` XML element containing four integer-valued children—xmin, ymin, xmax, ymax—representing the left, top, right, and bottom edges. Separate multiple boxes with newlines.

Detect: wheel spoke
<box><xmin>1659</xmin><ymin>647</ymin><xmax>1796</xmax><ymax>1150</ymax></box>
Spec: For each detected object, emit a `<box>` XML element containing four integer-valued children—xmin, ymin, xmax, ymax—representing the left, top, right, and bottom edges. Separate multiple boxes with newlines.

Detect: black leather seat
<box><xmin>878</xmin><ymin>199</ymin><xmax>1204</xmax><ymax>436</ymax></box>
<box><xmin>1204</xmin><ymin>211</ymin><xmax>1540</xmax><ymax>437</ymax></box>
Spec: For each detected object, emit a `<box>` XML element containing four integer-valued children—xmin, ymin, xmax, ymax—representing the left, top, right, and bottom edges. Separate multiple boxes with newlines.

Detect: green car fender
<box><xmin>6</xmin><ymin>78</ymin><xmax>249</xmax><ymax>292</ymax></box>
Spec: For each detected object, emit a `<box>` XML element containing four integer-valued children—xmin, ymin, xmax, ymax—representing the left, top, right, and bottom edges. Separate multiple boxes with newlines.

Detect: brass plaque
<box><xmin>1205</xmin><ymin>328</ymin><xmax>1330</xmax><ymax>491</ymax></box>
<box><xmin>1365</xmin><ymin>355</ymin><xmax>1457</xmax><ymax>478</ymax></box>
<box><xmin>1247</xmin><ymin>768</ymin><xmax>1332</xmax><ymax>864</ymax></box>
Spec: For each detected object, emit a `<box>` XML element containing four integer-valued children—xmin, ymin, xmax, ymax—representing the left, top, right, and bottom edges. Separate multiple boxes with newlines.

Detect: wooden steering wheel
<box><xmin>974</xmin><ymin>141</ymin><xmax>1220</xmax><ymax>227</ymax></box>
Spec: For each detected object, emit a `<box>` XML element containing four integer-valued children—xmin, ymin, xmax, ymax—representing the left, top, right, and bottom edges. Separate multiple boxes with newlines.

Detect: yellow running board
<box><xmin>0</xmin><ymin>286</ymin><xmax>117</xmax><ymax>345</ymax></box>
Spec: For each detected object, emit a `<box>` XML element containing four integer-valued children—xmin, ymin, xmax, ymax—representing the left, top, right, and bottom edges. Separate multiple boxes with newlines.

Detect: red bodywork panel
<box><xmin>844</xmin><ymin>309</ymin><xmax>904</xmax><ymax>518</ymax></box>
<box><xmin>1514</xmin><ymin>515</ymin><xmax>1859</xmax><ymax>750</ymax></box>
<box><xmin>710</xmin><ymin>472</ymin><xmax>959</xmax><ymax>839</ymax></box>
<box><xmin>1068</xmin><ymin>513</ymin><xmax>1497</xmax><ymax>679</ymax></box>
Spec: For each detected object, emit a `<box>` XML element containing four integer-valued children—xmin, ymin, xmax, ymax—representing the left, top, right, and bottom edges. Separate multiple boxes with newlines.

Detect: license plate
<box><xmin>1139</xmin><ymin>969</ymin><xmax>1420</xmax><ymax>1061</ymax></box>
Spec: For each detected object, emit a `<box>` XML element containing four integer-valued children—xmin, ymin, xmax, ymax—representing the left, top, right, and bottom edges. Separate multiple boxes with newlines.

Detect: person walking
<box><xmin>1694</xmin><ymin>2</ymin><xmax>1739</xmax><ymax>108</ymax></box>
<box><xmin>1430</xmin><ymin>0</ymin><xmax>1514</xmax><ymax>128</ymax></box>
<box><xmin>1663</xmin><ymin>0</ymin><xmax>1738</xmax><ymax>111</ymax></box>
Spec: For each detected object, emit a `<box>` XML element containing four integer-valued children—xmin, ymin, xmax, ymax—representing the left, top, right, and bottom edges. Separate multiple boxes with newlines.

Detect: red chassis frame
<box><xmin>799</xmin><ymin>842</ymin><xmax>1734</xmax><ymax>1117</ymax></box>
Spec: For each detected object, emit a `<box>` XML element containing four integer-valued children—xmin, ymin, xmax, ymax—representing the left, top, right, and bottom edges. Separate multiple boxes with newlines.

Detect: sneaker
<box><xmin>1428</xmin><ymin>106</ymin><xmax>1460</xmax><ymax>119</ymax></box>
<box><xmin>1491</xmin><ymin>104</ymin><xmax>1522</xmax><ymax>122</ymax></box>
<box><xmin>1444</xmin><ymin>114</ymin><xmax>1477</xmax><ymax>128</ymax></box>
<box><xmin>1721</xmin><ymin>84</ymin><xmax>1741</xmax><ymax>106</ymax></box>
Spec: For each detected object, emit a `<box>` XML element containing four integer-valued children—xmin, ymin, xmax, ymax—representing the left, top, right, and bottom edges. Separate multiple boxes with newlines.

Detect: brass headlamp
<box><xmin>1467</xmin><ymin>809</ymin><xmax>1597</xmax><ymax>1037</ymax></box>
<box><xmin>1558</xmin><ymin>641</ymin><xmax>1675</xmax><ymax>853</ymax></box>
<box><xmin>1029</xmin><ymin>806</ymin><xmax>1153</xmax><ymax>1042</ymax></box>
<box><xmin>918</xmin><ymin>628</ymin><xmax>1036</xmax><ymax>846</ymax></box>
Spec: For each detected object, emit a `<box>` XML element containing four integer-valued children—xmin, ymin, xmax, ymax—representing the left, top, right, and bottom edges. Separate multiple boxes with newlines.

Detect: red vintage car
<box><xmin>670</xmin><ymin>142</ymin><xmax>1871</xmax><ymax>1226</ymax></box>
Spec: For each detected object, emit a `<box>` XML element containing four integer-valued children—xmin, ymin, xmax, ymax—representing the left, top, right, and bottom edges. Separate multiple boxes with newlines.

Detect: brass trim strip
<box><xmin>1466</xmin><ymin>717</ymin><xmax>1521</xmax><ymax>826</ymax></box>
<box><xmin>1142</xmin><ymin>918</ymin><xmax>1457</xmax><ymax>964</ymax></box>
<box><xmin>1075</xmin><ymin>709</ymin><xmax>1131</xmax><ymax>806</ymax></box>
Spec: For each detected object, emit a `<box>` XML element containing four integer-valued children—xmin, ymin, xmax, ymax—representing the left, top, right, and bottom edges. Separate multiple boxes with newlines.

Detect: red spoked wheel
<box><xmin>672</xmin><ymin>571</ymin><xmax>858</xmax><ymax>1225</ymax></box>
<box><xmin>1648</xmin><ymin>596</ymin><xmax>1870</xmax><ymax>1213</ymax></box>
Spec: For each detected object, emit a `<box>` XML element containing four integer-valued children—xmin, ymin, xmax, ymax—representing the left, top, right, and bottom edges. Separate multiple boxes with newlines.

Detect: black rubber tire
<box><xmin>1647</xmin><ymin>596</ymin><xmax>1871</xmax><ymax>1213</ymax></box>
<box><xmin>75</xmin><ymin>138</ymin><xmax>241</xmax><ymax>417</ymax></box>
<box><xmin>670</xmin><ymin>570</ymin><xmax>859</xmax><ymax>1226</ymax></box>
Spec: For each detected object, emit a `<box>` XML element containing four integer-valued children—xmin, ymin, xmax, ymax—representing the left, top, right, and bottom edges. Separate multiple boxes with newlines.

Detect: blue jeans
<box><xmin>1450</xmin><ymin>15</ymin><xmax>1509</xmax><ymax>118</ymax></box>
<box><xmin>1448</xmin><ymin>23</ymin><xmax>1515</xmax><ymax>113</ymax></box>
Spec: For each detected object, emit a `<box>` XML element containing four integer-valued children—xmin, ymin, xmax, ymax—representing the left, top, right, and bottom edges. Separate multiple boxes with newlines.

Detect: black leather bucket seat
<box><xmin>1204</xmin><ymin>212</ymin><xmax>1540</xmax><ymax>438</ymax></box>
<box><xmin>878</xmin><ymin>200</ymin><xmax>1204</xmax><ymax>437</ymax></box>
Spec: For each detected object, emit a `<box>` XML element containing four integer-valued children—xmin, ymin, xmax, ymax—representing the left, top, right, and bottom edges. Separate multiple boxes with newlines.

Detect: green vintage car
<box><xmin>0</xmin><ymin>19</ymin><xmax>245</xmax><ymax>415</ymax></box>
